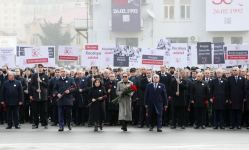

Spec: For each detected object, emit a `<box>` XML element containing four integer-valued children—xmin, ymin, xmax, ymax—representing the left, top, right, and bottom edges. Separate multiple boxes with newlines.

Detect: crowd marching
<box><xmin>1</xmin><ymin>64</ymin><xmax>249</xmax><ymax>132</ymax></box>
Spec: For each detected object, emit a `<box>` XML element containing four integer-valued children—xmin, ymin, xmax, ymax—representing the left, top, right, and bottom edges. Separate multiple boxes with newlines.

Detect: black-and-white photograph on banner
<box><xmin>112</xmin><ymin>0</ymin><xmax>141</xmax><ymax>32</ymax></box>
<box><xmin>156</xmin><ymin>38</ymin><xmax>171</xmax><ymax>55</ymax></box>
<box><xmin>113</xmin><ymin>45</ymin><xmax>142</xmax><ymax>67</ymax></box>
<box><xmin>213</xmin><ymin>43</ymin><xmax>225</xmax><ymax>64</ymax></box>
<box><xmin>197</xmin><ymin>42</ymin><xmax>212</xmax><ymax>64</ymax></box>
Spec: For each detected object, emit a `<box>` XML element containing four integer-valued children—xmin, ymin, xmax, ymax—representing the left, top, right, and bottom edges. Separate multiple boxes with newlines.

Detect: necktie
<box><xmin>235</xmin><ymin>76</ymin><xmax>238</xmax><ymax>83</ymax></box>
<box><xmin>154</xmin><ymin>83</ymin><xmax>157</xmax><ymax>89</ymax></box>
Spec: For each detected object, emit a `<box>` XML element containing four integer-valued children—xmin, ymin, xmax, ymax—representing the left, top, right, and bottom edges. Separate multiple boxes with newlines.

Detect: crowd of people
<box><xmin>0</xmin><ymin>64</ymin><xmax>249</xmax><ymax>132</ymax></box>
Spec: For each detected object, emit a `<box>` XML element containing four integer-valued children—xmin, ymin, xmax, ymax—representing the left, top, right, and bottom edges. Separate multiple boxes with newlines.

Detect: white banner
<box><xmin>58</xmin><ymin>46</ymin><xmax>80</xmax><ymax>61</ymax></box>
<box><xmin>140</xmin><ymin>48</ymin><xmax>165</xmax><ymax>69</ymax></box>
<box><xmin>25</xmin><ymin>47</ymin><xmax>49</xmax><ymax>65</ymax></box>
<box><xmin>100</xmin><ymin>45</ymin><xmax>115</xmax><ymax>69</ymax></box>
<box><xmin>0</xmin><ymin>47</ymin><xmax>15</xmax><ymax>68</ymax></box>
<box><xmin>16</xmin><ymin>46</ymin><xmax>55</xmax><ymax>68</ymax></box>
<box><xmin>81</xmin><ymin>44</ymin><xmax>102</xmax><ymax>67</ymax></box>
<box><xmin>224</xmin><ymin>44</ymin><xmax>249</xmax><ymax>66</ymax></box>
<box><xmin>206</xmin><ymin>0</ymin><xmax>249</xmax><ymax>31</ymax></box>
<box><xmin>16</xmin><ymin>46</ymin><xmax>34</xmax><ymax>69</ymax></box>
<box><xmin>166</xmin><ymin>43</ymin><xmax>189</xmax><ymax>68</ymax></box>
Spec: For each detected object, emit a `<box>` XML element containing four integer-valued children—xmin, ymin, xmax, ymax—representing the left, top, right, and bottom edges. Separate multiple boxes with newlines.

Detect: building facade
<box><xmin>88</xmin><ymin>0</ymin><xmax>249</xmax><ymax>47</ymax></box>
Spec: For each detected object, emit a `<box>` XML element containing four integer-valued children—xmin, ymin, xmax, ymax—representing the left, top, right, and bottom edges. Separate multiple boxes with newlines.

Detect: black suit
<box><xmin>0</xmin><ymin>74</ymin><xmax>8</xmax><ymax>124</ymax></box>
<box><xmin>228</xmin><ymin>76</ymin><xmax>245</xmax><ymax>128</ymax></box>
<box><xmin>53</xmin><ymin>77</ymin><xmax>76</xmax><ymax>129</ymax></box>
<box><xmin>1</xmin><ymin>80</ymin><xmax>23</xmax><ymax>127</ymax></box>
<box><xmin>171</xmin><ymin>78</ymin><xmax>187</xmax><ymax>127</ymax></box>
<box><xmin>30</xmin><ymin>73</ymin><xmax>49</xmax><ymax>127</ymax></box>
<box><xmin>191</xmin><ymin>80</ymin><xmax>209</xmax><ymax>127</ymax></box>
<box><xmin>145</xmin><ymin>83</ymin><xmax>168</xmax><ymax>129</ymax></box>
<box><xmin>210</xmin><ymin>78</ymin><xmax>228</xmax><ymax>127</ymax></box>
<box><xmin>157</xmin><ymin>72</ymin><xmax>172</xmax><ymax>126</ymax></box>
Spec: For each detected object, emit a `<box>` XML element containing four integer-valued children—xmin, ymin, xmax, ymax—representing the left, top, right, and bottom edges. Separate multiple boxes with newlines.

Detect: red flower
<box><xmin>205</xmin><ymin>100</ymin><xmax>209</xmax><ymax>107</ymax></box>
<box><xmin>130</xmin><ymin>85</ymin><xmax>138</xmax><ymax>92</ymax></box>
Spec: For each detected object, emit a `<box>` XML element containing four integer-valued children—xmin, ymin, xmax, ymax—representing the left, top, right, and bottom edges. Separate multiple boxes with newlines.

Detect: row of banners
<box><xmin>1</xmin><ymin>43</ymin><xmax>249</xmax><ymax>69</ymax></box>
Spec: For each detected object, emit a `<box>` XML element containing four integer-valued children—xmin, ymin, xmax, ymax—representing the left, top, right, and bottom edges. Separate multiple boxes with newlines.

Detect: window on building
<box><xmin>180</xmin><ymin>5</ymin><xmax>190</xmax><ymax>19</ymax></box>
<box><xmin>180</xmin><ymin>0</ymin><xmax>191</xmax><ymax>20</ymax></box>
<box><xmin>116</xmin><ymin>38</ymin><xmax>138</xmax><ymax>47</ymax></box>
<box><xmin>167</xmin><ymin>37</ymin><xmax>188</xmax><ymax>43</ymax></box>
<box><xmin>231</xmin><ymin>37</ymin><xmax>243</xmax><ymax>44</ymax></box>
<box><xmin>213</xmin><ymin>37</ymin><xmax>224</xmax><ymax>43</ymax></box>
<box><xmin>164</xmin><ymin>0</ymin><xmax>175</xmax><ymax>20</ymax></box>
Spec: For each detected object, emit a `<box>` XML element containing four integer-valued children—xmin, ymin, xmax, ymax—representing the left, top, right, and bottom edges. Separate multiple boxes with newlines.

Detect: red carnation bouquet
<box><xmin>112</xmin><ymin>84</ymin><xmax>138</xmax><ymax>104</ymax></box>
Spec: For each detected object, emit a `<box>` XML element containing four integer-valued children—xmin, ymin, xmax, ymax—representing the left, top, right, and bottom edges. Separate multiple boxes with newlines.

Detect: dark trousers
<box><xmin>172</xmin><ymin>106</ymin><xmax>185</xmax><ymax>127</ymax></box>
<box><xmin>148</xmin><ymin>106</ymin><xmax>162</xmax><ymax>129</ymax></box>
<box><xmin>195</xmin><ymin>107</ymin><xmax>205</xmax><ymax>127</ymax></box>
<box><xmin>162</xmin><ymin>102</ymin><xmax>171</xmax><ymax>126</ymax></box>
<box><xmin>75</xmin><ymin>107</ymin><xmax>88</xmax><ymax>125</ymax></box>
<box><xmin>32</xmin><ymin>101</ymin><xmax>48</xmax><ymax>126</ymax></box>
<box><xmin>132</xmin><ymin>102</ymin><xmax>139</xmax><ymax>125</ymax></box>
<box><xmin>7</xmin><ymin>105</ymin><xmax>19</xmax><ymax>127</ymax></box>
<box><xmin>214</xmin><ymin>109</ymin><xmax>224</xmax><ymax>127</ymax></box>
<box><xmin>230</xmin><ymin>109</ymin><xmax>241</xmax><ymax>127</ymax></box>
<box><xmin>51</xmin><ymin>104</ymin><xmax>58</xmax><ymax>124</ymax></box>
<box><xmin>108</xmin><ymin>110</ymin><xmax>118</xmax><ymax>125</ymax></box>
<box><xmin>58</xmin><ymin>105</ymin><xmax>72</xmax><ymax>129</ymax></box>
<box><xmin>138</xmin><ymin>105</ymin><xmax>146</xmax><ymax>126</ymax></box>
<box><xmin>0</xmin><ymin>105</ymin><xmax>6</xmax><ymax>124</ymax></box>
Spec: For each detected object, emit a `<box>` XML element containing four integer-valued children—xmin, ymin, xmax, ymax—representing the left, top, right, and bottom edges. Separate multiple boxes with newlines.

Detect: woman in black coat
<box><xmin>89</xmin><ymin>79</ymin><xmax>107</xmax><ymax>131</ymax></box>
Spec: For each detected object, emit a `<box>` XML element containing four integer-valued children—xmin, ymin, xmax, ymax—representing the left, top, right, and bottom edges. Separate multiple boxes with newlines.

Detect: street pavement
<box><xmin>0</xmin><ymin>124</ymin><xmax>248</xmax><ymax>150</ymax></box>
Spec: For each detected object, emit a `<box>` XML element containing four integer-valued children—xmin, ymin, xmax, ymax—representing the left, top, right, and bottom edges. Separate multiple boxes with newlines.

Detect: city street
<box><xmin>0</xmin><ymin>124</ymin><xmax>248</xmax><ymax>150</ymax></box>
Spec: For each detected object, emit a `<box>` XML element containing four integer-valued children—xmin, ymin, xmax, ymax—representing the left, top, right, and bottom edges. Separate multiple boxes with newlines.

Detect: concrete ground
<box><xmin>0</xmin><ymin>124</ymin><xmax>248</xmax><ymax>150</ymax></box>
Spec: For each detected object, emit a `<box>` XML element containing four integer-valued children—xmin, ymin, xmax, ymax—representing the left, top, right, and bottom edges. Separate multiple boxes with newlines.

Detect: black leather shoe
<box><xmin>58</xmin><ymin>128</ymin><xmax>64</xmax><ymax>132</ymax></box>
<box><xmin>194</xmin><ymin>126</ymin><xmax>200</xmax><ymax>129</ymax></box>
<box><xmin>220</xmin><ymin>126</ymin><xmax>225</xmax><ymax>129</ymax></box>
<box><xmin>149</xmin><ymin>127</ymin><xmax>153</xmax><ymax>131</ymax></box>
<box><xmin>230</xmin><ymin>126</ymin><xmax>235</xmax><ymax>129</ymax></box>
<box><xmin>15</xmin><ymin>126</ymin><xmax>21</xmax><ymax>129</ymax></box>
<box><xmin>6</xmin><ymin>126</ymin><xmax>12</xmax><ymax>129</ymax></box>
<box><xmin>68</xmin><ymin>125</ymin><xmax>72</xmax><ymax>130</ymax></box>
<box><xmin>213</xmin><ymin>126</ymin><xmax>218</xmax><ymax>129</ymax></box>
<box><xmin>237</xmin><ymin>126</ymin><xmax>241</xmax><ymax>129</ymax></box>
<box><xmin>171</xmin><ymin>126</ymin><xmax>176</xmax><ymax>129</ymax></box>
<box><xmin>201</xmin><ymin>125</ymin><xmax>206</xmax><ymax>129</ymax></box>
<box><xmin>181</xmin><ymin>126</ymin><xmax>185</xmax><ymax>129</ymax></box>
<box><xmin>157</xmin><ymin>128</ymin><xmax>162</xmax><ymax>132</ymax></box>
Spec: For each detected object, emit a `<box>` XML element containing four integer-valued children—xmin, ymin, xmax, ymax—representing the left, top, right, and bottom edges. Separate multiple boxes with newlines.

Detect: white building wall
<box><xmin>89</xmin><ymin>0</ymin><xmax>249</xmax><ymax>47</ymax></box>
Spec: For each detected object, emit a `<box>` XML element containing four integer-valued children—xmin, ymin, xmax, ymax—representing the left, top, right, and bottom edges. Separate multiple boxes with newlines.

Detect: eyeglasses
<box><xmin>123</xmin><ymin>76</ymin><xmax>128</xmax><ymax>78</ymax></box>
